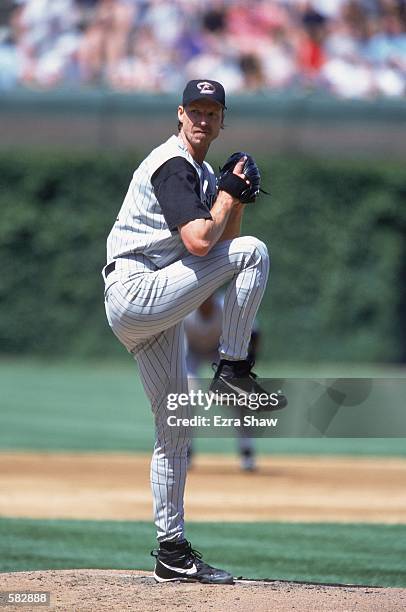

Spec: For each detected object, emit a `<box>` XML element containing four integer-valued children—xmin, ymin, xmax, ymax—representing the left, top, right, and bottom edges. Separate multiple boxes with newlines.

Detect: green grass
<box><xmin>0</xmin><ymin>358</ymin><xmax>405</xmax><ymax>455</ymax></box>
<box><xmin>0</xmin><ymin>358</ymin><xmax>153</xmax><ymax>451</ymax></box>
<box><xmin>0</xmin><ymin>518</ymin><xmax>405</xmax><ymax>587</ymax></box>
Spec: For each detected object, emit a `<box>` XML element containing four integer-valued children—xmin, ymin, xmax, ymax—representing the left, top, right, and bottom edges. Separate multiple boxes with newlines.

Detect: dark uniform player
<box><xmin>185</xmin><ymin>293</ymin><xmax>260</xmax><ymax>471</ymax></box>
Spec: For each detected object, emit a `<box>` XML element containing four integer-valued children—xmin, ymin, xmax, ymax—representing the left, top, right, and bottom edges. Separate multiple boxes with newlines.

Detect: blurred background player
<box><xmin>184</xmin><ymin>292</ymin><xmax>261</xmax><ymax>472</ymax></box>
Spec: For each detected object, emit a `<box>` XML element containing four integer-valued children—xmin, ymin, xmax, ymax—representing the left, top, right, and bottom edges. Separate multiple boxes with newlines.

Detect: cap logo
<box><xmin>197</xmin><ymin>81</ymin><xmax>216</xmax><ymax>95</ymax></box>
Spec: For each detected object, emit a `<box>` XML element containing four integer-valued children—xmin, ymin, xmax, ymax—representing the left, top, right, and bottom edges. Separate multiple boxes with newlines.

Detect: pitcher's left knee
<box><xmin>232</xmin><ymin>235</ymin><xmax>269</xmax><ymax>266</ymax></box>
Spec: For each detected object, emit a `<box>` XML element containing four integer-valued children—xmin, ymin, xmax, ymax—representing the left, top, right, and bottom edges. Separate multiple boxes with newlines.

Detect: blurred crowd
<box><xmin>0</xmin><ymin>0</ymin><xmax>405</xmax><ymax>98</ymax></box>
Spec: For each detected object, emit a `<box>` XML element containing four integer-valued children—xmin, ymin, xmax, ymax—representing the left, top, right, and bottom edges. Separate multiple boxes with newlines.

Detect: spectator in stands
<box><xmin>321</xmin><ymin>0</ymin><xmax>406</xmax><ymax>97</ymax></box>
<box><xmin>0</xmin><ymin>26</ymin><xmax>19</xmax><ymax>90</ymax></box>
<box><xmin>296</xmin><ymin>3</ymin><xmax>328</xmax><ymax>83</ymax></box>
<box><xmin>239</xmin><ymin>53</ymin><xmax>267</xmax><ymax>90</ymax></box>
<box><xmin>2</xmin><ymin>0</ymin><xmax>405</xmax><ymax>98</ymax></box>
<box><xmin>77</xmin><ymin>0</ymin><xmax>135</xmax><ymax>85</ymax></box>
<box><xmin>10</xmin><ymin>0</ymin><xmax>81</xmax><ymax>87</ymax></box>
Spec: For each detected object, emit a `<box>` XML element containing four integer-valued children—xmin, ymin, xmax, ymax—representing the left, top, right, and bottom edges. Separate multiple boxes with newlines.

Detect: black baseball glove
<box><xmin>217</xmin><ymin>151</ymin><xmax>266</xmax><ymax>204</ymax></box>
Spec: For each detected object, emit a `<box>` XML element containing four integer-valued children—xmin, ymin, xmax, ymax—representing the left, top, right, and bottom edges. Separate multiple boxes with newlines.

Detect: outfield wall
<box><xmin>1</xmin><ymin>90</ymin><xmax>406</xmax><ymax>159</ymax></box>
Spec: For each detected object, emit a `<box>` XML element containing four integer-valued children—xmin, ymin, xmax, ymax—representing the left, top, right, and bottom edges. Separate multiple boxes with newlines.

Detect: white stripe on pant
<box><xmin>104</xmin><ymin>236</ymin><xmax>269</xmax><ymax>541</ymax></box>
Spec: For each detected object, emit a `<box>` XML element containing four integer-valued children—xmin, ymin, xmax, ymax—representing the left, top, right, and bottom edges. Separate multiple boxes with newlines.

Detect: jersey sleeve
<box><xmin>151</xmin><ymin>157</ymin><xmax>213</xmax><ymax>231</ymax></box>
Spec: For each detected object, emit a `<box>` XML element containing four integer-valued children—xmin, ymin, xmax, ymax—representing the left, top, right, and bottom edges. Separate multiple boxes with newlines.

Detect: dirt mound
<box><xmin>0</xmin><ymin>569</ymin><xmax>405</xmax><ymax>612</ymax></box>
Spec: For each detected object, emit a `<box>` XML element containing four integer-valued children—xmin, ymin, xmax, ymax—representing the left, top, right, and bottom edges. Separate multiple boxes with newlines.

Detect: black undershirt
<box><xmin>151</xmin><ymin>157</ymin><xmax>213</xmax><ymax>231</ymax></box>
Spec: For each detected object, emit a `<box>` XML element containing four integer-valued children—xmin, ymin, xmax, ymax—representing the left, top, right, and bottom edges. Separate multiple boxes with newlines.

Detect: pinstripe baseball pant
<box><xmin>103</xmin><ymin>236</ymin><xmax>269</xmax><ymax>541</ymax></box>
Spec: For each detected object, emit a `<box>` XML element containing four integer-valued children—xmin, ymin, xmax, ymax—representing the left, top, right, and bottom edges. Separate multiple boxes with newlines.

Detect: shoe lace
<box><xmin>212</xmin><ymin>359</ymin><xmax>258</xmax><ymax>378</ymax></box>
<box><xmin>151</xmin><ymin>540</ymin><xmax>203</xmax><ymax>564</ymax></box>
<box><xmin>184</xmin><ymin>541</ymin><xmax>203</xmax><ymax>562</ymax></box>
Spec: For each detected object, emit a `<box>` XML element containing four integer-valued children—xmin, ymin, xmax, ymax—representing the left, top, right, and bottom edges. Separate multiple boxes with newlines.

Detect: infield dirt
<box><xmin>1</xmin><ymin>452</ymin><xmax>406</xmax><ymax>523</ymax></box>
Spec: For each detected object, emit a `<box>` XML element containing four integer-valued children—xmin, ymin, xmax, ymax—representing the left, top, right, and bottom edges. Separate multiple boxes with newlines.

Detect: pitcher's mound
<box><xmin>1</xmin><ymin>569</ymin><xmax>405</xmax><ymax>611</ymax></box>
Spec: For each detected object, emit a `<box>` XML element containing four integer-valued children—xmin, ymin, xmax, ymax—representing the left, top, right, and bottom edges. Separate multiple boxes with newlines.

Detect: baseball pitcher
<box><xmin>102</xmin><ymin>79</ymin><xmax>286</xmax><ymax>584</ymax></box>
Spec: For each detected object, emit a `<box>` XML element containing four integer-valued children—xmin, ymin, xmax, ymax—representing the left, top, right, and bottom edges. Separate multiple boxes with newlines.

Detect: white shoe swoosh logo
<box><xmin>220</xmin><ymin>380</ymin><xmax>252</xmax><ymax>397</ymax></box>
<box><xmin>160</xmin><ymin>560</ymin><xmax>198</xmax><ymax>575</ymax></box>
<box><xmin>218</xmin><ymin>379</ymin><xmax>259</xmax><ymax>405</ymax></box>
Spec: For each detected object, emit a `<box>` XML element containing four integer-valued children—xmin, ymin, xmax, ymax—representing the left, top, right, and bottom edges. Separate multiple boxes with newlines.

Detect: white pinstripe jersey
<box><xmin>107</xmin><ymin>135</ymin><xmax>217</xmax><ymax>269</ymax></box>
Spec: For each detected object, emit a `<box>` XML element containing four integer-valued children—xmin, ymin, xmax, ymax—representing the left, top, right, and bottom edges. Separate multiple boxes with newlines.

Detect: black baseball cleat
<box><xmin>151</xmin><ymin>539</ymin><xmax>234</xmax><ymax>584</ymax></box>
<box><xmin>209</xmin><ymin>359</ymin><xmax>288</xmax><ymax>411</ymax></box>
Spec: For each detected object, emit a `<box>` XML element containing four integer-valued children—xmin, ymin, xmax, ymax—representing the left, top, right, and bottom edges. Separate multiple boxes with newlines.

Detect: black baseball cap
<box><xmin>182</xmin><ymin>79</ymin><xmax>227</xmax><ymax>109</ymax></box>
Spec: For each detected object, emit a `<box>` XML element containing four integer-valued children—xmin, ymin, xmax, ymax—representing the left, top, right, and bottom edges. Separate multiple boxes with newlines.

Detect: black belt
<box><xmin>105</xmin><ymin>261</ymin><xmax>116</xmax><ymax>278</ymax></box>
